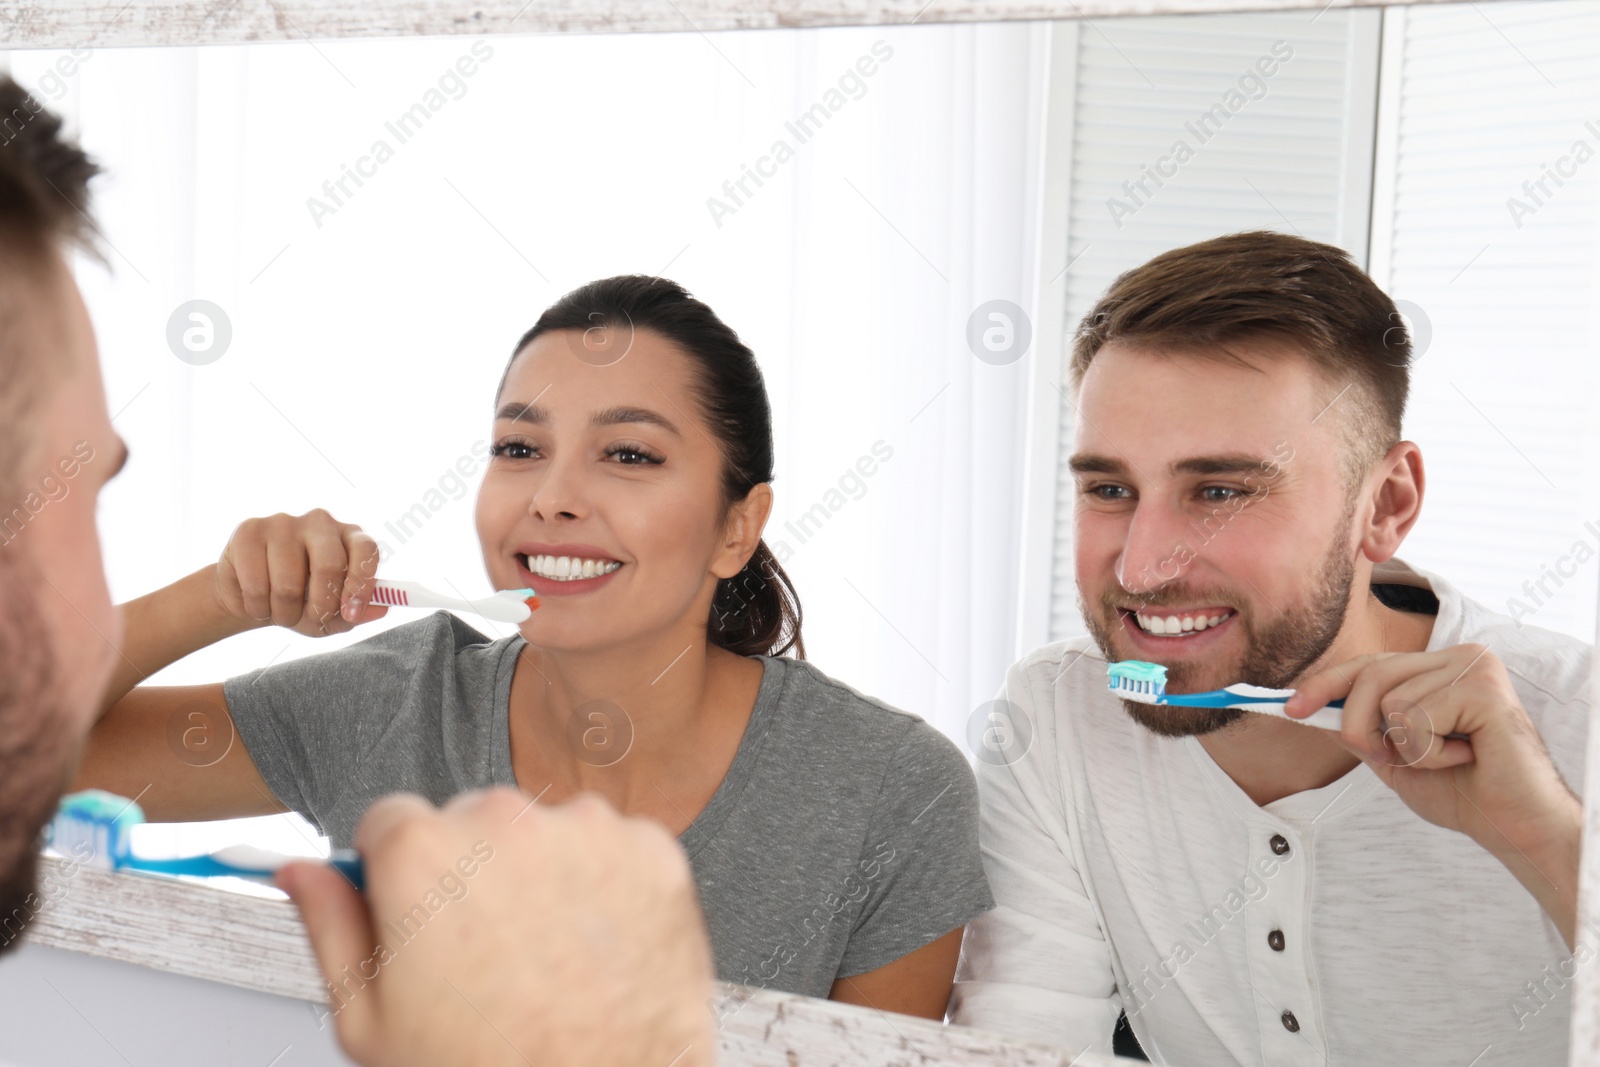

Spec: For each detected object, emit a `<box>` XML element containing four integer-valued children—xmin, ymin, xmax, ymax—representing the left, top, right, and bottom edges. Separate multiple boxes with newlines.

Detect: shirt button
<box><xmin>1281</xmin><ymin>1010</ymin><xmax>1300</xmax><ymax>1033</ymax></box>
<box><xmin>1270</xmin><ymin>834</ymin><xmax>1291</xmax><ymax>856</ymax></box>
<box><xmin>1268</xmin><ymin>929</ymin><xmax>1285</xmax><ymax>951</ymax></box>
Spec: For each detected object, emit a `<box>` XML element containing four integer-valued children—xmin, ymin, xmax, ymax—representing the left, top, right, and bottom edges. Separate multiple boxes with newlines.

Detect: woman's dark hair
<box><xmin>501</xmin><ymin>275</ymin><xmax>804</xmax><ymax>659</ymax></box>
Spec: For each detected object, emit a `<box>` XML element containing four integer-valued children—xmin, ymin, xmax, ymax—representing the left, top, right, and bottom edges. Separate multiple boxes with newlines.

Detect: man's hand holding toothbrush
<box><xmin>279</xmin><ymin>788</ymin><xmax>718</xmax><ymax>1067</ymax></box>
<box><xmin>1287</xmin><ymin>644</ymin><xmax>1581</xmax><ymax>947</ymax></box>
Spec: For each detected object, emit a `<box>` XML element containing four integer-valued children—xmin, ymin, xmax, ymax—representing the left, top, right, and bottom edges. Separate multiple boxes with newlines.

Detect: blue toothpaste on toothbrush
<box><xmin>47</xmin><ymin>790</ymin><xmax>364</xmax><ymax>891</ymax></box>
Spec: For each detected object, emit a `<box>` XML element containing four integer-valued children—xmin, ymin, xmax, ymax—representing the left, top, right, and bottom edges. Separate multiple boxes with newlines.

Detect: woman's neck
<box><xmin>507</xmin><ymin>628</ymin><xmax>765</xmax><ymax>829</ymax></box>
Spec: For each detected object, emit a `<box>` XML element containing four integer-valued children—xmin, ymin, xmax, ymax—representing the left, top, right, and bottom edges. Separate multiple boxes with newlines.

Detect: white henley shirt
<box><xmin>950</xmin><ymin>560</ymin><xmax>1589</xmax><ymax>1066</ymax></box>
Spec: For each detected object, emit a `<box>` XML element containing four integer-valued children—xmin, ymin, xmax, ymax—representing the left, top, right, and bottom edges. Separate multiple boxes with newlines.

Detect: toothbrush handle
<box><xmin>1244</xmin><ymin>700</ymin><xmax>1469</xmax><ymax>741</ymax></box>
<box><xmin>371</xmin><ymin>581</ymin><xmax>532</xmax><ymax>624</ymax></box>
<box><xmin>327</xmin><ymin>850</ymin><xmax>366</xmax><ymax>891</ymax></box>
<box><xmin>371</xmin><ymin>581</ymin><xmax>466</xmax><ymax>611</ymax></box>
<box><xmin>122</xmin><ymin>849</ymin><xmax>365</xmax><ymax>891</ymax></box>
<box><xmin>1241</xmin><ymin>701</ymin><xmax>1346</xmax><ymax>731</ymax></box>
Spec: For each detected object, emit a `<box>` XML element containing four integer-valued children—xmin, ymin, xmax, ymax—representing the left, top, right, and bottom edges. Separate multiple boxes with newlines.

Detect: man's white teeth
<box><xmin>523</xmin><ymin>555</ymin><xmax>621</xmax><ymax>581</ymax></box>
<box><xmin>1134</xmin><ymin>610</ymin><xmax>1231</xmax><ymax>635</ymax></box>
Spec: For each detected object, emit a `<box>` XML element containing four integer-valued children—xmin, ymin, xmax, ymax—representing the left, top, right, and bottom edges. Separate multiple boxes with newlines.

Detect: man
<box><xmin>950</xmin><ymin>231</ymin><xmax>1587</xmax><ymax>1065</ymax></box>
<box><xmin>0</xmin><ymin>76</ymin><xmax>715</xmax><ymax>1067</ymax></box>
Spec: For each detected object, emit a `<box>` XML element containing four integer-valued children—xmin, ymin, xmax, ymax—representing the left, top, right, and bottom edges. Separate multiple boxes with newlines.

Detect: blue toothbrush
<box><xmin>1107</xmin><ymin>659</ymin><xmax>1345</xmax><ymax>730</ymax></box>
<box><xmin>47</xmin><ymin>789</ymin><xmax>364</xmax><ymax>891</ymax></box>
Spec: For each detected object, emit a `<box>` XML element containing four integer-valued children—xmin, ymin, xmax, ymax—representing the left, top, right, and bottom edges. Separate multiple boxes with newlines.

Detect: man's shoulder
<box><xmin>1460</xmin><ymin>603</ymin><xmax>1591</xmax><ymax>704</ymax></box>
<box><xmin>1003</xmin><ymin>636</ymin><xmax>1134</xmax><ymax>742</ymax></box>
<box><xmin>1418</xmin><ymin>562</ymin><xmax>1594</xmax><ymax>709</ymax></box>
<box><xmin>1407</xmin><ymin>561</ymin><xmax>1590</xmax><ymax>790</ymax></box>
<box><xmin>1010</xmin><ymin>635</ymin><xmax>1109</xmax><ymax>680</ymax></box>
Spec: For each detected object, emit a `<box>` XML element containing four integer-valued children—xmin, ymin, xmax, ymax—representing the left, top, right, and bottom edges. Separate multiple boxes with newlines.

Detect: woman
<box><xmin>77</xmin><ymin>276</ymin><xmax>992</xmax><ymax>1017</ymax></box>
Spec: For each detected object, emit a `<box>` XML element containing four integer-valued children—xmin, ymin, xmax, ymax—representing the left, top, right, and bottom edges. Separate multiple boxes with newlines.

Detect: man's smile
<box><xmin>1116</xmin><ymin>605</ymin><xmax>1240</xmax><ymax>653</ymax></box>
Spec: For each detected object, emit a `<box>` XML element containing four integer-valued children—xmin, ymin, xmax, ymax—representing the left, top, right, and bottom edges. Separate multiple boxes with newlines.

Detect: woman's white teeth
<box><xmin>1135</xmin><ymin>610</ymin><xmax>1231</xmax><ymax>635</ymax></box>
<box><xmin>524</xmin><ymin>555</ymin><xmax>621</xmax><ymax>581</ymax></box>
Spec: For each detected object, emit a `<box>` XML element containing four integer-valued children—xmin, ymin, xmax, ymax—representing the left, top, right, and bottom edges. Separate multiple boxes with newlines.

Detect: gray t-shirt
<box><xmin>223</xmin><ymin>612</ymin><xmax>994</xmax><ymax>997</ymax></box>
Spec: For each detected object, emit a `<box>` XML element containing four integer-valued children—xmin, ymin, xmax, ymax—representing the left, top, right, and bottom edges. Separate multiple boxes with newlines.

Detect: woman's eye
<box><xmin>605</xmin><ymin>444</ymin><xmax>664</xmax><ymax>466</ymax></box>
<box><xmin>489</xmin><ymin>441</ymin><xmax>537</xmax><ymax>461</ymax></box>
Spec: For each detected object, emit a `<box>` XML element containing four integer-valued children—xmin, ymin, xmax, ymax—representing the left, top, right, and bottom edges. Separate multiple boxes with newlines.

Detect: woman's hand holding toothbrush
<box><xmin>213</xmin><ymin>508</ymin><xmax>390</xmax><ymax>638</ymax></box>
<box><xmin>91</xmin><ymin>509</ymin><xmax>389</xmax><ymax>726</ymax></box>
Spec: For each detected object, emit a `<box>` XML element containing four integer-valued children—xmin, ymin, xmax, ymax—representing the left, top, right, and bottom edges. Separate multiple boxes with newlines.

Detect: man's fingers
<box><xmin>353</xmin><ymin>793</ymin><xmax>445</xmax><ymax>880</ymax></box>
<box><xmin>1321</xmin><ymin>651</ymin><xmax>1493</xmax><ymax>769</ymax></box>
<box><xmin>1416</xmin><ymin>736</ymin><xmax>1475</xmax><ymax>770</ymax></box>
<box><xmin>1374</xmin><ymin>665</ymin><xmax>1468</xmax><ymax>765</ymax></box>
<box><xmin>1284</xmin><ymin>652</ymin><xmax>1387</xmax><ymax>717</ymax></box>
<box><xmin>278</xmin><ymin>860</ymin><xmax>378</xmax><ymax>1041</ymax></box>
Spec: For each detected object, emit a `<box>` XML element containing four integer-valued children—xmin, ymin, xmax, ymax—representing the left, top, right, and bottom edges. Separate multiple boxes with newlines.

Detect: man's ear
<box><xmin>712</xmin><ymin>483</ymin><xmax>774</xmax><ymax>580</ymax></box>
<box><xmin>1360</xmin><ymin>441</ymin><xmax>1424</xmax><ymax>564</ymax></box>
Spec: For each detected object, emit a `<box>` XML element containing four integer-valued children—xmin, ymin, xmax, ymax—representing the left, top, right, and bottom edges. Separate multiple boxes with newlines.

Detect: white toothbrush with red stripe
<box><xmin>368</xmin><ymin>581</ymin><xmax>540</xmax><ymax>623</ymax></box>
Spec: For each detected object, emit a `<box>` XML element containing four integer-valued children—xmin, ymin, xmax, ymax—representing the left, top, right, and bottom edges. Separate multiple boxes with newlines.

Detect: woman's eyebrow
<box><xmin>496</xmin><ymin>401</ymin><xmax>546</xmax><ymax>424</ymax></box>
<box><xmin>591</xmin><ymin>406</ymin><xmax>680</xmax><ymax>435</ymax></box>
<box><xmin>494</xmin><ymin>402</ymin><xmax>680</xmax><ymax>436</ymax></box>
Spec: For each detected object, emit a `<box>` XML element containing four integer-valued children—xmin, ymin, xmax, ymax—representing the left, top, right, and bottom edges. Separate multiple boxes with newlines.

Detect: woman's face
<box><xmin>476</xmin><ymin>327</ymin><xmax>762</xmax><ymax>653</ymax></box>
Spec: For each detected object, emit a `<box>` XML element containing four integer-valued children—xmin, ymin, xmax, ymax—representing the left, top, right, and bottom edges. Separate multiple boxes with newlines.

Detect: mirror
<box><xmin>3</xmin><ymin>0</ymin><xmax>1596</xmax><ymax>1060</ymax></box>
<box><xmin>6</xmin><ymin>3</ymin><xmax>1588</xmax><ymax>743</ymax></box>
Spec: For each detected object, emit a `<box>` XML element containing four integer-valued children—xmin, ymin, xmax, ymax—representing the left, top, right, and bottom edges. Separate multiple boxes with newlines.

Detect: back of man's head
<box><xmin>1070</xmin><ymin>230</ymin><xmax>1412</xmax><ymax>487</ymax></box>
<box><xmin>0</xmin><ymin>74</ymin><xmax>101</xmax><ymax>503</ymax></box>
<box><xmin>0</xmin><ymin>75</ymin><xmax>106</xmax><ymax>958</ymax></box>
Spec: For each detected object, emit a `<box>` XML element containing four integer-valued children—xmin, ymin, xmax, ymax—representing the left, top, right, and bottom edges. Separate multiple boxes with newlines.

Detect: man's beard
<box><xmin>1081</xmin><ymin>523</ymin><xmax>1356</xmax><ymax>739</ymax></box>
<box><xmin>0</xmin><ymin>548</ymin><xmax>72</xmax><ymax>958</ymax></box>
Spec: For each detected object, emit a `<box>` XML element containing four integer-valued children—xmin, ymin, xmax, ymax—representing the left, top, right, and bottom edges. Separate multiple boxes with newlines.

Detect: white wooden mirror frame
<box><xmin>3</xmin><ymin>3</ymin><xmax>1595</xmax><ymax>1065</ymax></box>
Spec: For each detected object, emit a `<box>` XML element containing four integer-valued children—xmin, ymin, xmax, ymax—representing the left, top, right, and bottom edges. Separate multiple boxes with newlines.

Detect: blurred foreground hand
<box><xmin>280</xmin><ymin>787</ymin><xmax>717</xmax><ymax>1067</ymax></box>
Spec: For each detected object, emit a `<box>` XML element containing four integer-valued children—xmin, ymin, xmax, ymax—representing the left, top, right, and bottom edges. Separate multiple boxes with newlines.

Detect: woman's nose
<box><xmin>527</xmin><ymin>456</ymin><xmax>588</xmax><ymax>522</ymax></box>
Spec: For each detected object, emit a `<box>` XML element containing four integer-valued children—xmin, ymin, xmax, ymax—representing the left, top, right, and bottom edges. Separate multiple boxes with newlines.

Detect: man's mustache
<box><xmin>1100</xmin><ymin>589</ymin><xmax>1245</xmax><ymax>614</ymax></box>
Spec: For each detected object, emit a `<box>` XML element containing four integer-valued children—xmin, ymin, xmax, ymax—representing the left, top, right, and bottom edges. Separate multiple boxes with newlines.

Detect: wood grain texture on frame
<box><xmin>4</xmin><ymin>0</ymin><xmax>1458</xmax><ymax>49</ymax></box>
<box><xmin>21</xmin><ymin>854</ymin><xmax>1129</xmax><ymax>1066</ymax></box>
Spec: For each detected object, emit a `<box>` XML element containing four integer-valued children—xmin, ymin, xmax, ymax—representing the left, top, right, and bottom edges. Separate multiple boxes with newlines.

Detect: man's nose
<box><xmin>1115</xmin><ymin>500</ymin><xmax>1193</xmax><ymax>598</ymax></box>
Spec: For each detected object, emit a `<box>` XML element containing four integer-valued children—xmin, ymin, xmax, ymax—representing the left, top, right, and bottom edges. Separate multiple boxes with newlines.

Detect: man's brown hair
<box><xmin>0</xmin><ymin>75</ymin><xmax>99</xmax><ymax>256</ymax></box>
<box><xmin>0</xmin><ymin>74</ymin><xmax>102</xmax><ymax>506</ymax></box>
<box><xmin>1070</xmin><ymin>230</ymin><xmax>1411</xmax><ymax>479</ymax></box>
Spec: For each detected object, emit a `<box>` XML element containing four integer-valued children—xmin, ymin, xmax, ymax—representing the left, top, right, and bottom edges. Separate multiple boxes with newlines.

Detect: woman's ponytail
<box><xmin>709</xmin><ymin>538</ymin><xmax>804</xmax><ymax>658</ymax></box>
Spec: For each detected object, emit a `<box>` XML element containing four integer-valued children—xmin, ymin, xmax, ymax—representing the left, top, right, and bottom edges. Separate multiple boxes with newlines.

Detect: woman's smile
<box><xmin>516</xmin><ymin>541</ymin><xmax>626</xmax><ymax>597</ymax></box>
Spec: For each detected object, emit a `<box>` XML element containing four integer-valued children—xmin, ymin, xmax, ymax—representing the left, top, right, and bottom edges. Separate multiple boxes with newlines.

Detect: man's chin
<box><xmin>1121</xmin><ymin>700</ymin><xmax>1246</xmax><ymax>739</ymax></box>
